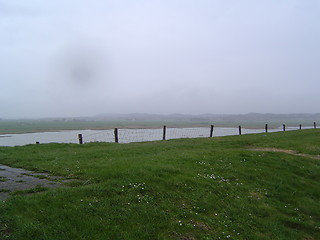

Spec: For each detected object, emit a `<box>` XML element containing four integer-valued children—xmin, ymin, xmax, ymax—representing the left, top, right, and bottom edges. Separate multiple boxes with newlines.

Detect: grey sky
<box><xmin>1</xmin><ymin>0</ymin><xmax>319</xmax><ymax>118</ymax></box>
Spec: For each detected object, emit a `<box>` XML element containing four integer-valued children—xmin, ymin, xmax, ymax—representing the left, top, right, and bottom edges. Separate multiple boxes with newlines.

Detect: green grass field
<box><xmin>0</xmin><ymin>119</ymin><xmax>299</xmax><ymax>135</ymax></box>
<box><xmin>0</xmin><ymin>120</ymin><xmax>213</xmax><ymax>135</ymax></box>
<box><xmin>0</xmin><ymin>129</ymin><xmax>319</xmax><ymax>239</ymax></box>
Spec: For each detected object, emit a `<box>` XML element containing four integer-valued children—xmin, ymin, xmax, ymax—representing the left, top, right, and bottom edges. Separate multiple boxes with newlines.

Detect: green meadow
<box><xmin>0</xmin><ymin>118</ymin><xmax>301</xmax><ymax>135</ymax></box>
<box><xmin>0</xmin><ymin>129</ymin><xmax>319</xmax><ymax>239</ymax></box>
<box><xmin>0</xmin><ymin>120</ymin><xmax>210</xmax><ymax>135</ymax></box>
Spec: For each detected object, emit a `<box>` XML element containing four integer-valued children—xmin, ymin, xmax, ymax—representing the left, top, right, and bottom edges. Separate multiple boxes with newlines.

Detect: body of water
<box><xmin>0</xmin><ymin>126</ymin><xmax>309</xmax><ymax>147</ymax></box>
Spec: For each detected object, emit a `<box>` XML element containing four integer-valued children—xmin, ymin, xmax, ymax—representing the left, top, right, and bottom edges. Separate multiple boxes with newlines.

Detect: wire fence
<box><xmin>0</xmin><ymin>123</ymin><xmax>317</xmax><ymax>147</ymax></box>
<box><xmin>73</xmin><ymin>123</ymin><xmax>317</xmax><ymax>145</ymax></box>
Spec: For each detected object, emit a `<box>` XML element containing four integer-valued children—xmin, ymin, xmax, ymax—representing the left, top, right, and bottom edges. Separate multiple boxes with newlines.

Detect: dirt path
<box><xmin>0</xmin><ymin>165</ymin><xmax>69</xmax><ymax>200</ymax></box>
<box><xmin>248</xmin><ymin>148</ymin><xmax>320</xmax><ymax>160</ymax></box>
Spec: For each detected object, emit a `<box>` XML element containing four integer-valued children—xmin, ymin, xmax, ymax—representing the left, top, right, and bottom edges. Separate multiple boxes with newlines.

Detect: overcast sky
<box><xmin>1</xmin><ymin>0</ymin><xmax>319</xmax><ymax>118</ymax></box>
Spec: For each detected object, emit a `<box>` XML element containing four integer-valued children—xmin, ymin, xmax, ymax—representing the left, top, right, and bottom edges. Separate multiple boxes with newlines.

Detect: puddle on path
<box><xmin>0</xmin><ymin>164</ymin><xmax>70</xmax><ymax>200</ymax></box>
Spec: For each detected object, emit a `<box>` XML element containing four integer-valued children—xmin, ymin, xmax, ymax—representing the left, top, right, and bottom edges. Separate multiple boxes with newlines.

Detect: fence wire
<box><xmin>118</xmin><ymin>128</ymin><xmax>163</xmax><ymax>143</ymax></box>
<box><xmin>0</xmin><ymin>125</ymin><xmax>316</xmax><ymax>147</ymax></box>
<box><xmin>82</xmin><ymin>130</ymin><xmax>114</xmax><ymax>143</ymax></box>
<box><xmin>166</xmin><ymin>127</ymin><xmax>210</xmax><ymax>140</ymax></box>
<box><xmin>57</xmin><ymin>125</ymin><xmax>317</xmax><ymax>144</ymax></box>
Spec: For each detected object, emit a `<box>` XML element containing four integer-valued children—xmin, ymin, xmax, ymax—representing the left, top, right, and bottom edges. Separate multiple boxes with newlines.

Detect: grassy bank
<box><xmin>0</xmin><ymin>119</ymin><xmax>302</xmax><ymax>135</ymax></box>
<box><xmin>0</xmin><ymin>119</ymin><xmax>168</xmax><ymax>134</ymax></box>
<box><xmin>0</xmin><ymin>129</ymin><xmax>319</xmax><ymax>239</ymax></box>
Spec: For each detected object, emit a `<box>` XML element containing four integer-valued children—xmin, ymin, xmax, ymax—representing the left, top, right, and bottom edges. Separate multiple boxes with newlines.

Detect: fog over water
<box><xmin>1</xmin><ymin>1</ymin><xmax>319</xmax><ymax>118</ymax></box>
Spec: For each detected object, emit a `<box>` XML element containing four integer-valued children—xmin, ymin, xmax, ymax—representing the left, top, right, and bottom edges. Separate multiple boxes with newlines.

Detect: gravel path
<box><xmin>248</xmin><ymin>148</ymin><xmax>320</xmax><ymax>160</ymax></box>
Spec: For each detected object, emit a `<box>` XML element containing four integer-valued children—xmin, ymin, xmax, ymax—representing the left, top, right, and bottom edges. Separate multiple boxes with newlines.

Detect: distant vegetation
<box><xmin>0</xmin><ymin>113</ymin><xmax>319</xmax><ymax>134</ymax></box>
<box><xmin>0</xmin><ymin>129</ymin><xmax>319</xmax><ymax>239</ymax></box>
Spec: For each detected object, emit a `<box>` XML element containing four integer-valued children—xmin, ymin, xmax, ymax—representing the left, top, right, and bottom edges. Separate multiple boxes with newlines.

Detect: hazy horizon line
<box><xmin>2</xmin><ymin>112</ymin><xmax>320</xmax><ymax>120</ymax></box>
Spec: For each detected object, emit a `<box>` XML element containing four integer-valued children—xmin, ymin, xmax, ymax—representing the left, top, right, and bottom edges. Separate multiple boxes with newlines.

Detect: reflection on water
<box><xmin>0</xmin><ymin>126</ymin><xmax>308</xmax><ymax>147</ymax></box>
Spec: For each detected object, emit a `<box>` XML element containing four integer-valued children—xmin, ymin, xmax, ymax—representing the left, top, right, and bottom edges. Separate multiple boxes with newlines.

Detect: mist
<box><xmin>1</xmin><ymin>0</ymin><xmax>319</xmax><ymax>118</ymax></box>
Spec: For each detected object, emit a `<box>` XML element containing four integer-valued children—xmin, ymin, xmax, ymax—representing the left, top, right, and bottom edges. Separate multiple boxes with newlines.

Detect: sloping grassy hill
<box><xmin>0</xmin><ymin>129</ymin><xmax>319</xmax><ymax>239</ymax></box>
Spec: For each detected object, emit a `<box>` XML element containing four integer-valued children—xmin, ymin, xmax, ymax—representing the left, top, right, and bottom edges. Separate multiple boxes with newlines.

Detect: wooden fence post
<box><xmin>78</xmin><ymin>134</ymin><xmax>83</xmax><ymax>144</ymax></box>
<box><xmin>314</xmin><ymin>122</ymin><xmax>317</xmax><ymax>129</ymax></box>
<box><xmin>114</xmin><ymin>128</ymin><xmax>119</xmax><ymax>143</ymax></box>
<box><xmin>283</xmin><ymin>124</ymin><xmax>286</xmax><ymax>132</ymax></box>
<box><xmin>210</xmin><ymin>125</ymin><xmax>214</xmax><ymax>137</ymax></box>
<box><xmin>163</xmin><ymin>125</ymin><xmax>166</xmax><ymax>140</ymax></box>
<box><xmin>239</xmin><ymin>125</ymin><xmax>242</xmax><ymax>135</ymax></box>
<box><xmin>299</xmin><ymin>124</ymin><xmax>302</xmax><ymax>130</ymax></box>
<box><xmin>265</xmin><ymin>124</ymin><xmax>268</xmax><ymax>133</ymax></box>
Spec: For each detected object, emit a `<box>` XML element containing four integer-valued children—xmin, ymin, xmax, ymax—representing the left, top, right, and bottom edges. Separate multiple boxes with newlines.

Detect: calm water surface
<box><xmin>0</xmin><ymin>126</ymin><xmax>306</xmax><ymax>147</ymax></box>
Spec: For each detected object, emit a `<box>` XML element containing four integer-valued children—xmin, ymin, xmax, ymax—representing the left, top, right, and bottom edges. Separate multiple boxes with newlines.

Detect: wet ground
<box><xmin>0</xmin><ymin>165</ymin><xmax>68</xmax><ymax>200</ymax></box>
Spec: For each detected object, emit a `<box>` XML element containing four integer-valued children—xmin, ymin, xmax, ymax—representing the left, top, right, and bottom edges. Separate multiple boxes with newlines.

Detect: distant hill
<box><xmin>91</xmin><ymin>113</ymin><xmax>320</xmax><ymax>126</ymax></box>
<box><xmin>7</xmin><ymin>113</ymin><xmax>319</xmax><ymax>126</ymax></box>
<box><xmin>2</xmin><ymin>113</ymin><xmax>319</xmax><ymax>134</ymax></box>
